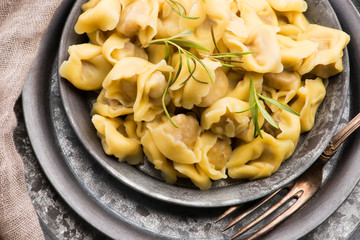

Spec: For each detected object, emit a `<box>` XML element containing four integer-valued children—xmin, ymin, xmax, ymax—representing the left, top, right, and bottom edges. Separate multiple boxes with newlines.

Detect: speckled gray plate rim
<box><xmin>58</xmin><ymin>0</ymin><xmax>349</xmax><ymax>207</ymax></box>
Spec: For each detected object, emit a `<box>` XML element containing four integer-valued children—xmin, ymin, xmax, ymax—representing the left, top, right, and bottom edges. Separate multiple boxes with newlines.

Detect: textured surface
<box><xmin>57</xmin><ymin>0</ymin><xmax>350</xmax><ymax>207</ymax></box>
<box><xmin>15</xmin><ymin>0</ymin><xmax>360</xmax><ymax>239</ymax></box>
<box><xmin>15</xmin><ymin>87</ymin><xmax>360</xmax><ymax>240</ymax></box>
<box><xmin>0</xmin><ymin>0</ymin><xmax>63</xmax><ymax>239</ymax></box>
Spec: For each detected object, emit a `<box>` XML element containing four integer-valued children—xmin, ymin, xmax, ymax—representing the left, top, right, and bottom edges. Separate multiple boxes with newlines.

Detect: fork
<box><xmin>216</xmin><ymin>112</ymin><xmax>360</xmax><ymax>240</ymax></box>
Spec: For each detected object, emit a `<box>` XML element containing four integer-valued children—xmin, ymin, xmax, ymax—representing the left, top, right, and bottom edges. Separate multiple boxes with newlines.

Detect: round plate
<box><xmin>58</xmin><ymin>0</ymin><xmax>349</xmax><ymax>207</ymax></box>
<box><xmin>22</xmin><ymin>0</ymin><xmax>360</xmax><ymax>239</ymax></box>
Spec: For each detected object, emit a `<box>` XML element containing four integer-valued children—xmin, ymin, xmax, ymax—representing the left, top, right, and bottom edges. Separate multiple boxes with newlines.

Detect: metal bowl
<box><xmin>58</xmin><ymin>0</ymin><xmax>349</xmax><ymax>207</ymax></box>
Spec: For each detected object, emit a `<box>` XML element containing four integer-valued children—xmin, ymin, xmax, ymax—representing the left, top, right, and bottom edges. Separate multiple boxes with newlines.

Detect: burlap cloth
<box><xmin>0</xmin><ymin>0</ymin><xmax>63</xmax><ymax>239</ymax></box>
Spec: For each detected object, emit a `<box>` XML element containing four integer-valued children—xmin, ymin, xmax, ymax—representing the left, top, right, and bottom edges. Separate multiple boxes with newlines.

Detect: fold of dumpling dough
<box><xmin>183</xmin><ymin>0</ymin><xmax>231</xmax><ymax>54</ymax></box>
<box><xmin>263</xmin><ymin>70</ymin><xmax>301</xmax><ymax>91</ymax></box>
<box><xmin>277</xmin><ymin>35</ymin><xmax>318</xmax><ymax>71</ymax></box>
<box><xmin>75</xmin><ymin>0</ymin><xmax>121</xmax><ymax>34</ymax></box>
<box><xmin>133</xmin><ymin>61</ymin><xmax>171</xmax><ymax>121</ymax></box>
<box><xmin>227</xmin><ymin>72</ymin><xmax>263</xmax><ymax>101</ymax></box>
<box><xmin>227</xmin><ymin>132</ymin><xmax>293</xmax><ymax>179</ymax></box>
<box><xmin>290</xmin><ymin>77</ymin><xmax>326</xmax><ymax>132</ymax></box>
<box><xmin>222</xmin><ymin>7</ymin><xmax>283</xmax><ymax>74</ymax></box>
<box><xmin>227</xmin><ymin>109</ymin><xmax>300</xmax><ymax>179</ymax></box>
<box><xmin>148</xmin><ymin>114</ymin><xmax>201</xmax><ymax>164</ymax></box>
<box><xmin>297</xmin><ymin>24</ymin><xmax>350</xmax><ymax>78</ymax></box>
<box><xmin>59</xmin><ymin>43</ymin><xmax>112</xmax><ymax>90</ymax></box>
<box><xmin>169</xmin><ymin>54</ymin><xmax>224</xmax><ymax>109</ymax></box>
<box><xmin>91</xmin><ymin>114</ymin><xmax>143</xmax><ymax>165</ymax></box>
<box><xmin>156</xmin><ymin>0</ymin><xmax>205</xmax><ymax>38</ymax></box>
<box><xmin>91</xmin><ymin>89</ymin><xmax>134</xmax><ymax>118</ymax></box>
<box><xmin>102</xmin><ymin>57</ymin><xmax>173</xmax><ymax>121</ymax></box>
<box><xmin>102</xmin><ymin>33</ymin><xmax>148</xmax><ymax>65</ymax></box>
<box><xmin>237</xmin><ymin>0</ymin><xmax>279</xmax><ymax>27</ymax></box>
<box><xmin>194</xmin><ymin>131</ymin><xmax>231</xmax><ymax>180</ymax></box>
<box><xmin>278</xmin><ymin>11</ymin><xmax>309</xmax><ymax>32</ymax></box>
<box><xmin>122</xmin><ymin>114</ymin><xmax>148</xmax><ymax>140</ymax></box>
<box><xmin>141</xmin><ymin>130</ymin><xmax>178</xmax><ymax>184</ymax></box>
<box><xmin>266</xmin><ymin>0</ymin><xmax>307</xmax><ymax>12</ymax></box>
<box><xmin>223</xmin><ymin>11</ymin><xmax>248</xmax><ymax>44</ymax></box>
<box><xmin>173</xmin><ymin>163</ymin><xmax>212</xmax><ymax>190</ymax></box>
<box><xmin>87</xmin><ymin>29</ymin><xmax>113</xmax><ymax>46</ymax></box>
<box><xmin>201</xmin><ymin>97</ymin><xmax>261</xmax><ymax>142</ymax></box>
<box><xmin>116</xmin><ymin>0</ymin><xmax>159</xmax><ymax>45</ymax></box>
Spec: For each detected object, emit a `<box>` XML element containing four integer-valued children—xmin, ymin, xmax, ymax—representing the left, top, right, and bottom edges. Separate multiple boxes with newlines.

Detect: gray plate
<box><xmin>22</xmin><ymin>0</ymin><xmax>360</xmax><ymax>239</ymax></box>
<box><xmin>58</xmin><ymin>0</ymin><xmax>349</xmax><ymax>207</ymax></box>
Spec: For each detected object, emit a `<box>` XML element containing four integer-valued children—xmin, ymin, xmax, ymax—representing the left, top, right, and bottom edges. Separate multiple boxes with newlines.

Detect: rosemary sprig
<box><xmin>209</xmin><ymin>25</ymin><xmax>253</xmax><ymax>68</ymax></box>
<box><xmin>211</xmin><ymin>24</ymin><xmax>220</xmax><ymax>53</ymax></box>
<box><xmin>148</xmin><ymin>30</ymin><xmax>214</xmax><ymax>83</ymax></box>
<box><xmin>244</xmin><ymin>76</ymin><xmax>300</xmax><ymax>138</ymax></box>
<box><xmin>165</xmin><ymin>0</ymin><xmax>199</xmax><ymax>19</ymax></box>
<box><xmin>203</xmin><ymin>52</ymin><xmax>254</xmax><ymax>68</ymax></box>
<box><xmin>162</xmin><ymin>71</ymin><xmax>179</xmax><ymax>128</ymax></box>
<box><xmin>150</xmin><ymin>30</ymin><xmax>214</xmax><ymax>127</ymax></box>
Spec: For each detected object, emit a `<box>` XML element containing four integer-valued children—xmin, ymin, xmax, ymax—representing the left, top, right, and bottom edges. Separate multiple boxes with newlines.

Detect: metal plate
<box><xmin>22</xmin><ymin>0</ymin><xmax>360</xmax><ymax>239</ymax></box>
<box><xmin>57</xmin><ymin>0</ymin><xmax>349</xmax><ymax>207</ymax></box>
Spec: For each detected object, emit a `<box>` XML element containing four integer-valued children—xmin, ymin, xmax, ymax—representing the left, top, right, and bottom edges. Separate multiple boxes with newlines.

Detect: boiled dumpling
<box><xmin>102</xmin><ymin>33</ymin><xmax>148</xmax><ymax>65</ymax></box>
<box><xmin>290</xmin><ymin>77</ymin><xmax>326</xmax><ymax>132</ymax></box>
<box><xmin>147</xmin><ymin>114</ymin><xmax>201</xmax><ymax>164</ymax></box>
<box><xmin>59</xmin><ymin>43</ymin><xmax>112</xmax><ymax>90</ymax></box>
<box><xmin>91</xmin><ymin>114</ymin><xmax>143</xmax><ymax>165</ymax></box>
<box><xmin>141</xmin><ymin>129</ymin><xmax>178</xmax><ymax>184</ymax></box>
<box><xmin>194</xmin><ymin>131</ymin><xmax>232</xmax><ymax>180</ymax></box>
<box><xmin>75</xmin><ymin>0</ymin><xmax>121</xmax><ymax>34</ymax></box>
<box><xmin>116</xmin><ymin>0</ymin><xmax>159</xmax><ymax>45</ymax></box>
<box><xmin>169</xmin><ymin>53</ymin><xmax>225</xmax><ymax>109</ymax></box>
<box><xmin>201</xmin><ymin>97</ymin><xmax>261</xmax><ymax>142</ymax></box>
<box><xmin>297</xmin><ymin>24</ymin><xmax>350</xmax><ymax>78</ymax></box>
<box><xmin>91</xmin><ymin>89</ymin><xmax>134</xmax><ymax>117</ymax></box>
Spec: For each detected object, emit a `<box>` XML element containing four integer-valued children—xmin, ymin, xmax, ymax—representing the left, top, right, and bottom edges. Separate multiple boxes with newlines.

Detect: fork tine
<box><xmin>221</xmin><ymin>183</ymin><xmax>292</xmax><ymax>231</ymax></box>
<box><xmin>244</xmin><ymin>189</ymin><xmax>312</xmax><ymax>240</ymax></box>
<box><xmin>229</xmin><ymin>187</ymin><xmax>303</xmax><ymax>240</ymax></box>
<box><xmin>215</xmin><ymin>206</ymin><xmax>240</xmax><ymax>223</ymax></box>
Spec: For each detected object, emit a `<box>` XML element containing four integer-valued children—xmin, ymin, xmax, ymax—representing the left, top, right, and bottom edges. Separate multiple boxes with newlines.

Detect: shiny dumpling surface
<box><xmin>59</xmin><ymin>0</ymin><xmax>350</xmax><ymax>190</ymax></box>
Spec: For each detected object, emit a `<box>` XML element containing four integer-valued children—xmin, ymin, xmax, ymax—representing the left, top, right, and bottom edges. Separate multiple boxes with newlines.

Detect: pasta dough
<box><xmin>60</xmin><ymin>0</ymin><xmax>350</xmax><ymax>190</ymax></box>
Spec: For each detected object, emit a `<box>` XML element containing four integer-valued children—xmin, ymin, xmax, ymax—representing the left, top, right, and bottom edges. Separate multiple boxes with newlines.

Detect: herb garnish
<box><xmin>165</xmin><ymin>0</ymin><xmax>203</xmax><ymax>19</ymax></box>
<box><xmin>148</xmin><ymin>30</ymin><xmax>215</xmax><ymax>127</ymax></box>
<box><xmin>148</xmin><ymin>30</ymin><xmax>214</xmax><ymax>83</ymax></box>
<box><xmin>208</xmin><ymin>24</ymin><xmax>253</xmax><ymax>68</ymax></box>
<box><xmin>238</xmin><ymin>76</ymin><xmax>300</xmax><ymax>138</ymax></box>
<box><xmin>149</xmin><ymin>28</ymin><xmax>298</xmax><ymax>132</ymax></box>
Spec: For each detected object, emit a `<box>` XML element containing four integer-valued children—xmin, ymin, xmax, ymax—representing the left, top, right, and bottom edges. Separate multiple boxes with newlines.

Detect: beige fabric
<box><xmin>0</xmin><ymin>0</ymin><xmax>63</xmax><ymax>239</ymax></box>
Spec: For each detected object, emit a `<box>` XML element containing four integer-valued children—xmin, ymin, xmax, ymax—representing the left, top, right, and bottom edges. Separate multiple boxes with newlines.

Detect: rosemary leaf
<box><xmin>173</xmin><ymin>49</ymin><xmax>183</xmax><ymax>84</ymax></box>
<box><xmin>235</xmin><ymin>104</ymin><xmax>255</xmax><ymax>114</ymax></box>
<box><xmin>254</xmin><ymin>106</ymin><xmax>263</xmax><ymax>138</ymax></box>
<box><xmin>219</xmin><ymin>63</ymin><xmax>243</xmax><ymax>68</ymax></box>
<box><xmin>164</xmin><ymin>42</ymin><xmax>170</xmax><ymax>62</ymax></box>
<box><xmin>171</xmin><ymin>39</ymin><xmax>210</xmax><ymax>51</ymax></box>
<box><xmin>249</xmin><ymin>76</ymin><xmax>261</xmax><ymax>138</ymax></box>
<box><xmin>169</xmin><ymin>29</ymin><xmax>194</xmax><ymax>39</ymax></box>
<box><xmin>255</xmin><ymin>95</ymin><xmax>279</xmax><ymax>129</ymax></box>
<box><xmin>162</xmin><ymin>72</ymin><xmax>179</xmax><ymax>128</ymax></box>
<box><xmin>184</xmin><ymin>49</ymin><xmax>213</xmax><ymax>83</ymax></box>
<box><xmin>250</xmin><ymin>76</ymin><xmax>278</xmax><ymax>133</ymax></box>
<box><xmin>181</xmin><ymin>57</ymin><xmax>196</xmax><ymax>85</ymax></box>
<box><xmin>211</xmin><ymin>52</ymin><xmax>254</xmax><ymax>58</ymax></box>
<box><xmin>211</xmin><ymin>24</ymin><xmax>220</xmax><ymax>53</ymax></box>
<box><xmin>257</xmin><ymin>94</ymin><xmax>300</xmax><ymax>116</ymax></box>
<box><xmin>209</xmin><ymin>58</ymin><xmax>243</xmax><ymax>64</ymax></box>
<box><xmin>165</xmin><ymin>0</ymin><xmax>200</xmax><ymax>19</ymax></box>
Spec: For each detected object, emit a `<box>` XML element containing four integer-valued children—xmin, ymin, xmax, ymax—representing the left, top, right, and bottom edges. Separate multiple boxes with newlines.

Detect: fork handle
<box><xmin>320</xmin><ymin>112</ymin><xmax>360</xmax><ymax>163</ymax></box>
